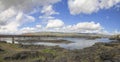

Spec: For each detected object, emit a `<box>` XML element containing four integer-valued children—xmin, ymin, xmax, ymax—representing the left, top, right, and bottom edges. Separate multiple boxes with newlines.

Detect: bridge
<box><xmin>0</xmin><ymin>35</ymin><xmax>42</xmax><ymax>44</ymax></box>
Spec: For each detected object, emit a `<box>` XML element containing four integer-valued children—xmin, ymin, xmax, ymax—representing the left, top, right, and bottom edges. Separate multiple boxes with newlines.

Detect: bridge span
<box><xmin>0</xmin><ymin>35</ymin><xmax>42</xmax><ymax>44</ymax></box>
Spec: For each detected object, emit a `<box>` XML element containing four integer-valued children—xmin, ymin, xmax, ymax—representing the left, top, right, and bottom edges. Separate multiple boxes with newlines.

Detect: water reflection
<box><xmin>0</xmin><ymin>37</ymin><xmax>113</xmax><ymax>49</ymax></box>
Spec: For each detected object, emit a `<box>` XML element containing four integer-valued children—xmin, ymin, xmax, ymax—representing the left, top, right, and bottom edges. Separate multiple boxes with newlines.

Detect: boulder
<box><xmin>4</xmin><ymin>51</ymin><xmax>40</xmax><ymax>60</ymax></box>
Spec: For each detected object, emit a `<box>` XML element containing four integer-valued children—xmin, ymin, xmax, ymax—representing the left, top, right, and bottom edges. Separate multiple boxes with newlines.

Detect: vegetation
<box><xmin>109</xmin><ymin>34</ymin><xmax>120</xmax><ymax>40</ymax></box>
<box><xmin>0</xmin><ymin>39</ymin><xmax>120</xmax><ymax>62</ymax></box>
<box><xmin>23</xmin><ymin>32</ymin><xmax>104</xmax><ymax>39</ymax></box>
<box><xmin>16</xmin><ymin>39</ymin><xmax>72</xmax><ymax>44</ymax></box>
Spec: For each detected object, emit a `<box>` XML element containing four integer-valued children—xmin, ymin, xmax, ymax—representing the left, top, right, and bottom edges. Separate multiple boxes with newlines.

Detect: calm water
<box><xmin>0</xmin><ymin>37</ymin><xmax>113</xmax><ymax>49</ymax></box>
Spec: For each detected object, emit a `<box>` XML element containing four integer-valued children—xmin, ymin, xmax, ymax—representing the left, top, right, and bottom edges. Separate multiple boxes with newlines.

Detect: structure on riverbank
<box><xmin>0</xmin><ymin>35</ymin><xmax>41</xmax><ymax>44</ymax></box>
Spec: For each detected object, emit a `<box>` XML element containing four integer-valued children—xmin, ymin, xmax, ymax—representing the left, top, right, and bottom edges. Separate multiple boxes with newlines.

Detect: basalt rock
<box><xmin>0</xmin><ymin>48</ymin><xmax>4</xmax><ymax>52</ymax></box>
<box><xmin>4</xmin><ymin>51</ymin><xmax>40</xmax><ymax>60</ymax></box>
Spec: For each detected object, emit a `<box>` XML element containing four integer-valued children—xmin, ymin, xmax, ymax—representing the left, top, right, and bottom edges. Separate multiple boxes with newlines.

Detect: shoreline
<box><xmin>0</xmin><ymin>39</ymin><xmax>120</xmax><ymax>62</ymax></box>
<box><xmin>15</xmin><ymin>39</ymin><xmax>72</xmax><ymax>44</ymax></box>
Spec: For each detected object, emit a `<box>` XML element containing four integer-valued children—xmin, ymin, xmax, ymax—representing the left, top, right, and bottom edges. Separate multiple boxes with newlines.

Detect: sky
<box><xmin>0</xmin><ymin>0</ymin><xmax>120</xmax><ymax>34</ymax></box>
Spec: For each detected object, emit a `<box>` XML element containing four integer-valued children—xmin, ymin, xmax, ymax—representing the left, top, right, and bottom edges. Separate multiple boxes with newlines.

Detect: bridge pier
<box><xmin>12</xmin><ymin>37</ymin><xmax>15</xmax><ymax>44</ymax></box>
<box><xmin>0</xmin><ymin>35</ymin><xmax>42</xmax><ymax>44</ymax></box>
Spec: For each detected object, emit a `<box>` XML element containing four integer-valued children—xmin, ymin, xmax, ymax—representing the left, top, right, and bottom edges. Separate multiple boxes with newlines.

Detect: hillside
<box><xmin>22</xmin><ymin>32</ymin><xmax>109</xmax><ymax>39</ymax></box>
<box><xmin>0</xmin><ymin>40</ymin><xmax>119</xmax><ymax>62</ymax></box>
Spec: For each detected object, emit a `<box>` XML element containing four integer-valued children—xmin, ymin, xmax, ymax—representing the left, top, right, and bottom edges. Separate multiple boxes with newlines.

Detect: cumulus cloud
<box><xmin>99</xmin><ymin>0</ymin><xmax>120</xmax><ymax>9</ymax></box>
<box><xmin>73</xmin><ymin>21</ymin><xmax>103</xmax><ymax>30</ymax></box>
<box><xmin>68</xmin><ymin>0</ymin><xmax>99</xmax><ymax>14</ymax></box>
<box><xmin>0</xmin><ymin>0</ymin><xmax>60</xmax><ymax>34</ymax></box>
<box><xmin>39</xmin><ymin>16</ymin><xmax>55</xmax><ymax>19</ymax></box>
<box><xmin>68</xmin><ymin>0</ymin><xmax>120</xmax><ymax>15</ymax></box>
<box><xmin>36</xmin><ymin>24</ymin><xmax>42</xmax><ymax>28</ymax></box>
<box><xmin>0</xmin><ymin>0</ymin><xmax>61</xmax><ymax>13</ymax></box>
<box><xmin>41</xmin><ymin>5</ymin><xmax>59</xmax><ymax>16</ymax></box>
<box><xmin>0</xmin><ymin>7</ymin><xmax>16</xmax><ymax>25</ymax></box>
<box><xmin>0</xmin><ymin>0</ymin><xmax>114</xmax><ymax>34</ymax></box>
<box><xmin>39</xmin><ymin>5</ymin><xmax>59</xmax><ymax>21</ymax></box>
<box><xmin>46</xmin><ymin>19</ymin><xmax>64</xmax><ymax>28</ymax></box>
<box><xmin>0</xmin><ymin>13</ymin><xmax>35</xmax><ymax>34</ymax></box>
<box><xmin>45</xmin><ymin>21</ymin><xmax>104</xmax><ymax>33</ymax></box>
<box><xmin>0</xmin><ymin>7</ymin><xmax>35</xmax><ymax>34</ymax></box>
<box><xmin>19</xmin><ymin>24</ymin><xmax>42</xmax><ymax>33</ymax></box>
<box><xmin>62</xmin><ymin>21</ymin><xmax>103</xmax><ymax>33</ymax></box>
<box><xmin>0</xmin><ymin>22</ymin><xmax>19</xmax><ymax>34</ymax></box>
<box><xmin>20</xmin><ymin>27</ymin><xmax>36</xmax><ymax>33</ymax></box>
<box><xmin>113</xmin><ymin>30</ymin><xmax>120</xmax><ymax>34</ymax></box>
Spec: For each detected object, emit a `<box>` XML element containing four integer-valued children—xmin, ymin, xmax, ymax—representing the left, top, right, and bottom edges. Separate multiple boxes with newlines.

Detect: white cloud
<box><xmin>36</xmin><ymin>24</ymin><xmax>42</xmax><ymax>28</ymax></box>
<box><xmin>19</xmin><ymin>24</ymin><xmax>42</xmax><ymax>33</ymax></box>
<box><xmin>39</xmin><ymin>5</ymin><xmax>59</xmax><ymax>21</ymax></box>
<box><xmin>46</xmin><ymin>21</ymin><xmax>104</xmax><ymax>33</ymax></box>
<box><xmin>99</xmin><ymin>0</ymin><xmax>120</xmax><ymax>9</ymax></box>
<box><xmin>0</xmin><ymin>0</ymin><xmax>115</xmax><ymax>34</ymax></box>
<box><xmin>0</xmin><ymin>7</ymin><xmax>17</xmax><ymax>25</ymax></box>
<box><xmin>68</xmin><ymin>0</ymin><xmax>99</xmax><ymax>15</ymax></box>
<box><xmin>0</xmin><ymin>20</ymin><xmax>106</xmax><ymax>34</ymax></box>
<box><xmin>46</xmin><ymin>19</ymin><xmax>64</xmax><ymax>28</ymax></box>
<box><xmin>62</xmin><ymin>21</ymin><xmax>103</xmax><ymax>33</ymax></box>
<box><xmin>0</xmin><ymin>0</ymin><xmax>61</xmax><ymax>13</ymax></box>
<box><xmin>0</xmin><ymin>0</ymin><xmax>60</xmax><ymax>34</ymax></box>
<box><xmin>15</xmin><ymin>12</ymin><xmax>35</xmax><ymax>23</ymax></box>
<box><xmin>20</xmin><ymin>27</ymin><xmax>36</xmax><ymax>33</ymax></box>
<box><xmin>39</xmin><ymin>16</ymin><xmax>55</xmax><ymax>19</ymax></box>
<box><xmin>73</xmin><ymin>21</ymin><xmax>103</xmax><ymax>30</ymax></box>
<box><xmin>41</xmin><ymin>5</ymin><xmax>59</xmax><ymax>16</ymax></box>
<box><xmin>68</xmin><ymin>0</ymin><xmax>120</xmax><ymax>15</ymax></box>
<box><xmin>0</xmin><ymin>22</ymin><xmax>19</xmax><ymax>34</ymax></box>
<box><xmin>113</xmin><ymin>30</ymin><xmax>120</xmax><ymax>34</ymax></box>
<box><xmin>0</xmin><ymin>9</ymin><xmax>35</xmax><ymax>34</ymax></box>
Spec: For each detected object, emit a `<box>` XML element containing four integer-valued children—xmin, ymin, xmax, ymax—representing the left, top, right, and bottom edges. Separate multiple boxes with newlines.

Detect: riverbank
<box><xmin>0</xmin><ymin>39</ymin><xmax>120</xmax><ymax>62</ymax></box>
<box><xmin>16</xmin><ymin>39</ymin><xmax>72</xmax><ymax>44</ymax></box>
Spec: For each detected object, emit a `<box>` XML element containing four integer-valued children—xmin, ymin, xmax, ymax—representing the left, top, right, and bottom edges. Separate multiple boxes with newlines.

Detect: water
<box><xmin>59</xmin><ymin>38</ymin><xmax>111</xmax><ymax>49</ymax></box>
<box><xmin>0</xmin><ymin>37</ymin><xmax>113</xmax><ymax>49</ymax></box>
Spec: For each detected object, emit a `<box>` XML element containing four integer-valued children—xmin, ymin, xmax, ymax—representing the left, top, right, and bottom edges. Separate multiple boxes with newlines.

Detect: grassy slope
<box><xmin>0</xmin><ymin>40</ymin><xmax>120</xmax><ymax>62</ymax></box>
<box><xmin>23</xmin><ymin>32</ymin><xmax>106</xmax><ymax>38</ymax></box>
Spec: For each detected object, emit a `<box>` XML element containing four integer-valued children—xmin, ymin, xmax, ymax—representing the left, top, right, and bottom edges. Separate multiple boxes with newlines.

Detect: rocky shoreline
<box><xmin>16</xmin><ymin>39</ymin><xmax>72</xmax><ymax>44</ymax></box>
<box><xmin>0</xmin><ymin>38</ymin><xmax>120</xmax><ymax>62</ymax></box>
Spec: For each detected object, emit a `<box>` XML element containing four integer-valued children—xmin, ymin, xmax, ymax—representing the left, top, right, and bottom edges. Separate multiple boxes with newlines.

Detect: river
<box><xmin>0</xmin><ymin>37</ymin><xmax>114</xmax><ymax>50</ymax></box>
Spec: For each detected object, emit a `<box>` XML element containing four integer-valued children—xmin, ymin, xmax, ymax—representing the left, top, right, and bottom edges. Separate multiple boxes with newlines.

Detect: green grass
<box><xmin>41</xmin><ymin>48</ymin><xmax>57</xmax><ymax>55</ymax></box>
<box><xmin>0</xmin><ymin>56</ymin><xmax>4</xmax><ymax>62</ymax></box>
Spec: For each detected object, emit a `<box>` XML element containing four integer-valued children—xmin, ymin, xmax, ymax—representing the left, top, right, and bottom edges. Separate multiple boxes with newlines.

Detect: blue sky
<box><xmin>53</xmin><ymin>0</ymin><xmax>120</xmax><ymax>31</ymax></box>
<box><xmin>0</xmin><ymin>0</ymin><xmax>120</xmax><ymax>34</ymax></box>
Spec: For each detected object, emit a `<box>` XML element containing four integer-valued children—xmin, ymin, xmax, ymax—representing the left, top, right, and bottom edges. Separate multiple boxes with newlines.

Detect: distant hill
<box><xmin>22</xmin><ymin>32</ymin><xmax>110</xmax><ymax>38</ymax></box>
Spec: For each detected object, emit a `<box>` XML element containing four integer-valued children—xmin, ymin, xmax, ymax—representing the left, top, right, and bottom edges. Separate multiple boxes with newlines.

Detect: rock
<box><xmin>44</xmin><ymin>53</ymin><xmax>54</xmax><ymax>58</ymax></box>
<box><xmin>4</xmin><ymin>51</ymin><xmax>40</xmax><ymax>60</ymax></box>
<box><xmin>32</xmin><ymin>59</ymin><xmax>43</xmax><ymax>62</ymax></box>
<box><xmin>54</xmin><ymin>57</ymin><xmax>67</xmax><ymax>62</ymax></box>
<box><xmin>0</xmin><ymin>48</ymin><xmax>4</xmax><ymax>52</ymax></box>
<box><xmin>100</xmin><ymin>52</ymin><xmax>113</xmax><ymax>60</ymax></box>
<box><xmin>1</xmin><ymin>39</ymin><xmax>120</xmax><ymax>62</ymax></box>
<box><xmin>103</xmin><ymin>60</ymin><xmax>112</xmax><ymax>62</ymax></box>
<box><xmin>0</xmin><ymin>41</ymin><xmax>7</xmax><ymax>43</ymax></box>
<box><xmin>112</xmin><ymin>55</ymin><xmax>120</xmax><ymax>62</ymax></box>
